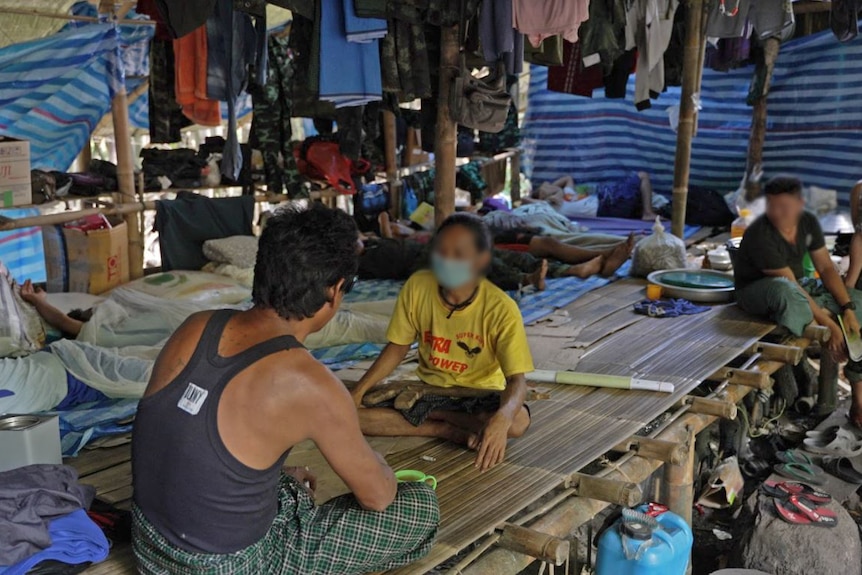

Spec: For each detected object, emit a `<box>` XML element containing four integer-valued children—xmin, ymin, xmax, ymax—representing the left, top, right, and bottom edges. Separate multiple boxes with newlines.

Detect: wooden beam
<box><xmin>434</xmin><ymin>23</ymin><xmax>460</xmax><ymax>227</ymax></box>
<box><xmin>744</xmin><ymin>38</ymin><xmax>781</xmax><ymax>201</ymax></box>
<box><xmin>670</xmin><ymin>0</ymin><xmax>707</xmax><ymax>238</ymax></box>
<box><xmin>497</xmin><ymin>524</ymin><xmax>570</xmax><ymax>566</ymax></box>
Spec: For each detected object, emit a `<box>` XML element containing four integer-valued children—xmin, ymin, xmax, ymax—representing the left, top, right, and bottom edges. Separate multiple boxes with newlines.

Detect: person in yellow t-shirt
<box><xmin>351</xmin><ymin>213</ymin><xmax>535</xmax><ymax>472</ymax></box>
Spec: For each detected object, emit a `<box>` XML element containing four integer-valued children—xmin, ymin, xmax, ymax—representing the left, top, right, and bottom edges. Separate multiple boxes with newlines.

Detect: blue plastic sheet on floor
<box><xmin>343</xmin><ymin>278</ymin><xmax>403</xmax><ymax>303</ymax></box>
<box><xmin>633</xmin><ymin>298</ymin><xmax>710</xmax><ymax>318</ymax></box>
<box><xmin>311</xmin><ymin>342</ymin><xmax>386</xmax><ymax>371</ymax></box>
<box><xmin>49</xmin><ymin>399</ymin><xmax>138</xmax><ymax>457</ymax></box>
<box><xmin>0</xmin><ymin>509</ymin><xmax>109</xmax><ymax>575</ymax></box>
<box><xmin>568</xmin><ymin>216</ymin><xmax>701</xmax><ymax>239</ymax></box>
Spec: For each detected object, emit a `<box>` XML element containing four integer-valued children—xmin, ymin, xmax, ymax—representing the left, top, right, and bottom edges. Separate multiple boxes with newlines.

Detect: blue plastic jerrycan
<box><xmin>596</xmin><ymin>505</ymin><xmax>693</xmax><ymax>575</ymax></box>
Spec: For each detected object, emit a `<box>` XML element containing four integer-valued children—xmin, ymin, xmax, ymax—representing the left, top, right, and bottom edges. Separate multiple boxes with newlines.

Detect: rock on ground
<box><xmin>731</xmin><ymin>489</ymin><xmax>862</xmax><ymax>575</ymax></box>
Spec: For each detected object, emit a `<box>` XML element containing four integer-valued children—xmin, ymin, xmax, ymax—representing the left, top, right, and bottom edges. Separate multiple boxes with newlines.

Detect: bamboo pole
<box><xmin>662</xmin><ymin>426</ymin><xmax>695</xmax><ymax>525</ymax></box>
<box><xmin>670</xmin><ymin>0</ymin><xmax>707</xmax><ymax>238</ymax></box>
<box><xmin>744</xmin><ymin>38</ymin><xmax>781</xmax><ymax>202</ymax></box>
<box><xmin>382</xmin><ymin>110</ymin><xmax>400</xmax><ymax>219</ymax></box>
<box><xmin>0</xmin><ymin>6</ymin><xmax>156</xmax><ymax>25</ymax></box>
<box><xmin>110</xmin><ymin>81</ymin><xmax>144</xmax><ymax>280</ymax></box>
<box><xmin>460</xmin><ymin>336</ymin><xmax>813</xmax><ymax>575</ymax></box>
<box><xmin>434</xmin><ymin>24</ymin><xmax>460</xmax><ymax>227</ymax></box>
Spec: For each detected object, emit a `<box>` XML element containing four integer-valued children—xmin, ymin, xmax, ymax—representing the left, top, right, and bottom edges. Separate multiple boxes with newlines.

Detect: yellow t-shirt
<box><xmin>386</xmin><ymin>270</ymin><xmax>535</xmax><ymax>390</ymax></box>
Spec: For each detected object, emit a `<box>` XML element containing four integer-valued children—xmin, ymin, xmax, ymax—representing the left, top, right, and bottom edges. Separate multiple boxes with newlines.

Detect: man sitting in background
<box><xmin>734</xmin><ymin>175</ymin><xmax>862</xmax><ymax>428</ymax></box>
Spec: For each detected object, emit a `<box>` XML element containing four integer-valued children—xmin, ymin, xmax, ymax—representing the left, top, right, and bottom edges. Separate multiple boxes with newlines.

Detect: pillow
<box><xmin>121</xmin><ymin>271</ymin><xmax>251</xmax><ymax>305</ymax></box>
<box><xmin>202</xmin><ymin>236</ymin><xmax>259</xmax><ymax>269</ymax></box>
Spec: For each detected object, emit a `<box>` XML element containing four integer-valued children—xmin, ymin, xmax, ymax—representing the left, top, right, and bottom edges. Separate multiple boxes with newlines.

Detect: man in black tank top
<box><xmin>131</xmin><ymin>204</ymin><xmax>439</xmax><ymax>575</ymax></box>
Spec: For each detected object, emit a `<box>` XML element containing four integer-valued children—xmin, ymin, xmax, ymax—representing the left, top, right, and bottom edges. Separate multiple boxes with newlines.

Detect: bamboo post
<box><xmin>568</xmin><ymin>473</ymin><xmax>642</xmax><ymax>507</ymax></box>
<box><xmin>670</xmin><ymin>0</ymin><xmax>707</xmax><ymax>239</ymax></box>
<box><xmin>744</xmin><ymin>38</ymin><xmax>781</xmax><ymax>202</ymax></box>
<box><xmin>497</xmin><ymin>524</ymin><xmax>570</xmax><ymax>566</ymax></box>
<box><xmin>611</xmin><ymin>436</ymin><xmax>688</xmax><ymax>465</ymax></box>
<box><xmin>434</xmin><ymin>24</ymin><xmax>460</xmax><ymax>227</ymax></box>
<box><xmin>708</xmin><ymin>367</ymin><xmax>771</xmax><ymax>389</ymax></box>
<box><xmin>817</xmin><ymin>352</ymin><xmax>839</xmax><ymax>415</ymax></box>
<box><xmin>382</xmin><ymin>109</ymin><xmax>400</xmax><ymax>219</ymax></box>
<box><xmin>746</xmin><ymin>341</ymin><xmax>804</xmax><ymax>364</ymax></box>
<box><xmin>509</xmin><ymin>149</ymin><xmax>521</xmax><ymax>204</ymax></box>
<box><xmin>662</xmin><ymin>426</ymin><xmax>695</xmax><ymax>526</ymax></box>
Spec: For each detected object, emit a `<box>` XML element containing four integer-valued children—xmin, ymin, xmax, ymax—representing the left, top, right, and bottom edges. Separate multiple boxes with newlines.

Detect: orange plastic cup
<box><xmin>646</xmin><ymin>284</ymin><xmax>663</xmax><ymax>300</ymax></box>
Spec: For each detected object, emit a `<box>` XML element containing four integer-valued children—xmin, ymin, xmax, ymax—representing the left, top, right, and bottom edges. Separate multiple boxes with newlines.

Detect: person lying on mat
<box><xmin>351</xmin><ymin>213</ymin><xmax>535</xmax><ymax>472</ymax></box>
<box><xmin>734</xmin><ymin>175</ymin><xmax>862</xmax><ymax>429</ymax></box>
<box><xmin>19</xmin><ymin>280</ymin><xmax>91</xmax><ymax>338</ymax></box>
<box><xmin>529</xmin><ymin>171</ymin><xmax>659</xmax><ymax>221</ymax></box>
<box><xmin>131</xmin><ymin>204</ymin><xmax>438</xmax><ymax>575</ymax></box>
<box><xmin>359</xmin><ymin>235</ymin><xmax>613</xmax><ymax>292</ymax></box>
<box><xmin>843</xmin><ymin>179</ymin><xmax>862</xmax><ymax>290</ymax></box>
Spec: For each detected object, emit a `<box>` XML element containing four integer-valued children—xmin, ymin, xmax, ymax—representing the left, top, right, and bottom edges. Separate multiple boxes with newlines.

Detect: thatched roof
<box><xmin>0</xmin><ymin>0</ymin><xmax>80</xmax><ymax>48</ymax></box>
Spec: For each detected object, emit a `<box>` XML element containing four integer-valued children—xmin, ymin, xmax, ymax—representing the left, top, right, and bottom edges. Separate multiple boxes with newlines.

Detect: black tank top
<box><xmin>132</xmin><ymin>310</ymin><xmax>303</xmax><ymax>554</ymax></box>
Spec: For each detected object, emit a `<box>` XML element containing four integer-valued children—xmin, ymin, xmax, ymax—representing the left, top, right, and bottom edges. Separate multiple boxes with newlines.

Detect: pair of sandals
<box><xmin>775</xmin><ymin>447</ymin><xmax>862</xmax><ymax>485</ymax></box>
<box><xmin>761</xmin><ymin>480</ymin><xmax>838</xmax><ymax>528</ymax></box>
<box><xmin>803</xmin><ymin>425</ymin><xmax>862</xmax><ymax>458</ymax></box>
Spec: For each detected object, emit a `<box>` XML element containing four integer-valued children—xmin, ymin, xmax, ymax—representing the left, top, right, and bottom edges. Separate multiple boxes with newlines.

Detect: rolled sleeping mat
<box><xmin>529</xmin><ymin>370</ymin><xmax>675</xmax><ymax>393</ymax></box>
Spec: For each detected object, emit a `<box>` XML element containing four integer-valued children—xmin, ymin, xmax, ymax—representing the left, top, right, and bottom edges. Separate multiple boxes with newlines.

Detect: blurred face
<box><xmin>765</xmin><ymin>192</ymin><xmax>804</xmax><ymax>230</ymax></box>
<box><xmin>431</xmin><ymin>225</ymin><xmax>490</xmax><ymax>290</ymax></box>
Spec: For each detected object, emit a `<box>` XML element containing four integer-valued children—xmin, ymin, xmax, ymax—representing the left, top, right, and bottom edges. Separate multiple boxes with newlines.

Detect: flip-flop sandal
<box><xmin>774</xmin><ymin>462</ymin><xmax>826</xmax><ymax>485</ymax></box>
<box><xmin>823</xmin><ymin>456</ymin><xmax>862</xmax><ymax>484</ymax></box>
<box><xmin>761</xmin><ymin>480</ymin><xmax>832</xmax><ymax>504</ymax></box>
<box><xmin>775</xmin><ymin>450</ymin><xmax>814</xmax><ymax>466</ymax></box>
<box><xmin>803</xmin><ymin>428</ymin><xmax>862</xmax><ymax>458</ymax></box>
<box><xmin>773</xmin><ymin>495</ymin><xmax>838</xmax><ymax>528</ymax></box>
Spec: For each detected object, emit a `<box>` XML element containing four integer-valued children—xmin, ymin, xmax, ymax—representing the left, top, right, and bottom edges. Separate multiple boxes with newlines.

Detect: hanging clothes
<box><xmin>380</xmin><ymin>18</ymin><xmax>432</xmax><ymax>101</ymax></box>
<box><xmin>206</xmin><ymin>0</ymin><xmax>265</xmax><ymax>180</ymax></box>
<box><xmin>154</xmin><ymin>0</ymin><xmax>217</xmax><ymax>38</ymax></box>
<box><xmin>513</xmin><ymin>0</ymin><xmax>590</xmax><ymax>46</ymax></box>
<box><xmin>524</xmin><ymin>36</ymin><xmax>564</xmax><ymax>67</ymax></box>
<box><xmin>174</xmin><ymin>26</ymin><xmax>221</xmax><ymax>127</ymax></box>
<box><xmin>479</xmin><ymin>0</ymin><xmax>524</xmax><ymax>75</ymax></box>
<box><xmin>625</xmin><ymin>0</ymin><xmax>680</xmax><ymax>110</ymax></box>
<box><xmin>706</xmin><ymin>0</ymin><xmax>752</xmax><ymax>38</ymax></box>
<box><xmin>705</xmin><ymin>36</ymin><xmax>752</xmax><ymax>72</ymax></box>
<box><xmin>547</xmin><ymin>40</ymin><xmax>603</xmax><ymax>98</ymax></box>
<box><xmin>579</xmin><ymin>0</ymin><xmax>628</xmax><ymax>74</ymax></box>
<box><xmin>343</xmin><ymin>0</ymin><xmax>388</xmax><ymax>42</ymax></box>
<box><xmin>831</xmin><ymin>0</ymin><xmax>862</xmax><ymax>42</ymax></box>
<box><xmin>249</xmin><ymin>33</ymin><xmax>304</xmax><ymax>197</ymax></box>
<box><xmin>318</xmin><ymin>0</ymin><xmax>383</xmax><ymax>107</ymax></box>
<box><xmin>603</xmin><ymin>49</ymin><xmax>636</xmax><ymax>98</ymax></box>
<box><xmin>749</xmin><ymin>0</ymin><xmax>795</xmax><ymax>40</ymax></box>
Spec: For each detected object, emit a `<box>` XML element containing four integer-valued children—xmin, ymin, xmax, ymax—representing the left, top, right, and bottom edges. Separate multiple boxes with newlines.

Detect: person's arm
<box><xmin>19</xmin><ymin>280</ymin><xmax>84</xmax><ymax>337</ymax></box>
<box><xmin>309</xmin><ymin>370</ymin><xmax>398</xmax><ymax>511</ymax></box>
<box><xmin>350</xmin><ymin>342</ymin><xmax>411</xmax><ymax>407</ymax></box>
<box><xmin>811</xmin><ymin>246</ymin><xmax>860</xmax><ymax>337</ymax></box>
<box><xmin>762</xmin><ymin>265</ymin><xmax>845</xmax><ymax>356</ymax></box>
<box><xmin>475</xmin><ymin>373</ymin><xmax>527</xmax><ymax>472</ymax></box>
<box><xmin>551</xmin><ymin>176</ymin><xmax>574</xmax><ymax>189</ymax></box>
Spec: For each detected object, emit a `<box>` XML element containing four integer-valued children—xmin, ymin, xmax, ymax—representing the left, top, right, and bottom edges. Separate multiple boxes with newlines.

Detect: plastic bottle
<box><xmin>730</xmin><ymin>209</ymin><xmax>751</xmax><ymax>239</ymax></box>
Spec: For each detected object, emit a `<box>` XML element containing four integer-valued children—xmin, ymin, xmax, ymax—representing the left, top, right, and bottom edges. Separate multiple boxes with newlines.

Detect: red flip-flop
<box><xmin>762</xmin><ymin>480</ymin><xmax>832</xmax><ymax>504</ymax></box>
<box><xmin>774</xmin><ymin>496</ymin><xmax>838</xmax><ymax>528</ymax></box>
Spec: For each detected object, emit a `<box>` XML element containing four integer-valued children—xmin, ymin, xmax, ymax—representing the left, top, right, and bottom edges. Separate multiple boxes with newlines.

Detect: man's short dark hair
<box><xmin>434</xmin><ymin>212</ymin><xmax>492</xmax><ymax>253</ymax></box>
<box><xmin>252</xmin><ymin>203</ymin><xmax>359</xmax><ymax>321</ymax></box>
<box><xmin>764</xmin><ymin>175</ymin><xmax>803</xmax><ymax>197</ymax></box>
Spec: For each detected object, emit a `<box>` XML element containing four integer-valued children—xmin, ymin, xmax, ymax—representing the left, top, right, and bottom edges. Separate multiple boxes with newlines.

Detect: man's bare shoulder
<box><xmin>263</xmin><ymin>350</ymin><xmax>353</xmax><ymax>409</ymax></box>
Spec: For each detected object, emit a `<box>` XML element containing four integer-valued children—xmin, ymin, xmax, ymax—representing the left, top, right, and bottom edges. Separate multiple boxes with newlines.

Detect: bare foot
<box><xmin>601</xmin><ymin>242</ymin><xmax>631</xmax><ymax>277</ymax></box>
<box><xmin>524</xmin><ymin>259</ymin><xmax>549</xmax><ymax>290</ymax></box>
<box><xmin>566</xmin><ymin>255</ymin><xmax>603</xmax><ymax>279</ymax></box>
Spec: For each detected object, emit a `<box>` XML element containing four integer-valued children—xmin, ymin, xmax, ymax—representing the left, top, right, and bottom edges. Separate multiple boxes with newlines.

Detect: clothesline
<box><xmin>0</xmin><ymin>6</ymin><xmax>156</xmax><ymax>26</ymax></box>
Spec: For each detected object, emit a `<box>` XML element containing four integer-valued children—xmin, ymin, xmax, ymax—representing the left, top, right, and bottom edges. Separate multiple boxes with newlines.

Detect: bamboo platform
<box><xmin>71</xmin><ymin>278</ymin><xmax>777</xmax><ymax>574</ymax></box>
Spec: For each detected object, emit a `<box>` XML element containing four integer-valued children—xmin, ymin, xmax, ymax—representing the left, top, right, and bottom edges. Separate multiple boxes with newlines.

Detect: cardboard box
<box><xmin>63</xmin><ymin>220</ymin><xmax>130</xmax><ymax>294</ymax></box>
<box><xmin>0</xmin><ymin>138</ymin><xmax>31</xmax><ymax>207</ymax></box>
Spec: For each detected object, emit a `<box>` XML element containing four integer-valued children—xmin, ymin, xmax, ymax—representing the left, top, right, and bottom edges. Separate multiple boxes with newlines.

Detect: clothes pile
<box><xmin>0</xmin><ymin>465</ymin><xmax>110</xmax><ymax>574</ymax></box>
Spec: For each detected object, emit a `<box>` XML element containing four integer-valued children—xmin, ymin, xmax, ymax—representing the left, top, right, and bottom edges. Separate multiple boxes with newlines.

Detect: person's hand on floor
<box><xmin>285</xmin><ymin>466</ymin><xmax>317</xmax><ymax>498</ymax></box>
<box><xmin>473</xmin><ymin>412</ymin><xmax>511</xmax><ymax>472</ymax></box>
<box><xmin>20</xmin><ymin>279</ymin><xmax>47</xmax><ymax>306</ymax></box>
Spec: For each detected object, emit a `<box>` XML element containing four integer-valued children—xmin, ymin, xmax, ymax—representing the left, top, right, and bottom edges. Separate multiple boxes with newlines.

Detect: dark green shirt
<box><xmin>733</xmin><ymin>211</ymin><xmax>826</xmax><ymax>290</ymax></box>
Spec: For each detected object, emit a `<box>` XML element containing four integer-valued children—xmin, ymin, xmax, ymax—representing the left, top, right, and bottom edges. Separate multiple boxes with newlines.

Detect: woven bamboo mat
<box><xmin>74</xmin><ymin>279</ymin><xmax>775</xmax><ymax>575</ymax></box>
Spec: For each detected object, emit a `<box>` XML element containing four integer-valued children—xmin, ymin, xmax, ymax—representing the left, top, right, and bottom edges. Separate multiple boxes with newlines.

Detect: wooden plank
<box><xmin>67</xmin><ymin>444</ymin><xmax>132</xmax><ymax>478</ymax></box>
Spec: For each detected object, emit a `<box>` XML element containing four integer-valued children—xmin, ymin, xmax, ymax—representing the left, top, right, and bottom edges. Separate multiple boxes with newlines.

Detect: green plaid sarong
<box><xmin>133</xmin><ymin>475</ymin><xmax>439</xmax><ymax>575</ymax></box>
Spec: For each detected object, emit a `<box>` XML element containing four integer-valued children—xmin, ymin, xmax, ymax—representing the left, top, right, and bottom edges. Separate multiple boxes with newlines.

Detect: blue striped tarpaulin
<box><xmin>523</xmin><ymin>25</ymin><xmax>862</xmax><ymax>205</ymax></box>
<box><xmin>0</xmin><ymin>208</ymin><xmax>46</xmax><ymax>283</ymax></box>
<box><xmin>0</xmin><ymin>22</ymin><xmax>152</xmax><ymax>171</ymax></box>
